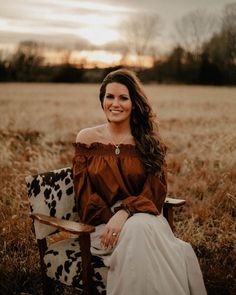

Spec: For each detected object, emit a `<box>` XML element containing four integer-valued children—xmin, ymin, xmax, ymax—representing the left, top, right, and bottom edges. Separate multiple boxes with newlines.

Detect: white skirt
<box><xmin>90</xmin><ymin>213</ymin><xmax>207</xmax><ymax>295</ymax></box>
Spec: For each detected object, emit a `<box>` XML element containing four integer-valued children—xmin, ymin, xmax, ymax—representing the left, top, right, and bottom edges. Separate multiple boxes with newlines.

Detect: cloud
<box><xmin>0</xmin><ymin>0</ymin><xmax>231</xmax><ymax>48</ymax></box>
<box><xmin>0</xmin><ymin>0</ymin><xmax>132</xmax><ymax>46</ymax></box>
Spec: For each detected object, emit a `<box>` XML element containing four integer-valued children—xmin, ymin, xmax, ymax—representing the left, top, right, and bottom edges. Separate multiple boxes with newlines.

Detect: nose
<box><xmin>112</xmin><ymin>97</ymin><xmax>120</xmax><ymax>107</ymax></box>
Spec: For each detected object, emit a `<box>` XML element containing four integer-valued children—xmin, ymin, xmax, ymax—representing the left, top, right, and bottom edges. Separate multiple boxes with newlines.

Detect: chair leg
<box><xmin>163</xmin><ymin>204</ymin><xmax>174</xmax><ymax>231</ymax></box>
<box><xmin>79</xmin><ymin>234</ymin><xmax>94</xmax><ymax>295</ymax></box>
<box><xmin>42</xmin><ymin>277</ymin><xmax>53</xmax><ymax>295</ymax></box>
<box><xmin>37</xmin><ymin>239</ymin><xmax>53</xmax><ymax>295</ymax></box>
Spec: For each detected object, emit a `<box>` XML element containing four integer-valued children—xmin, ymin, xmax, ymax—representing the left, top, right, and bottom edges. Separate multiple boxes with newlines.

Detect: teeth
<box><xmin>110</xmin><ymin>110</ymin><xmax>122</xmax><ymax>114</ymax></box>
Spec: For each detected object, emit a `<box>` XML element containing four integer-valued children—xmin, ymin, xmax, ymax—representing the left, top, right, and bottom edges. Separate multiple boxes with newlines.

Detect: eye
<box><xmin>120</xmin><ymin>96</ymin><xmax>129</xmax><ymax>101</ymax></box>
<box><xmin>105</xmin><ymin>94</ymin><xmax>114</xmax><ymax>99</ymax></box>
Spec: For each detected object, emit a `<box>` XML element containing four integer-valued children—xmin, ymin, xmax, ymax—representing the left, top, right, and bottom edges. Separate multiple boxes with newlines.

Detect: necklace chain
<box><xmin>107</xmin><ymin>125</ymin><xmax>130</xmax><ymax>155</ymax></box>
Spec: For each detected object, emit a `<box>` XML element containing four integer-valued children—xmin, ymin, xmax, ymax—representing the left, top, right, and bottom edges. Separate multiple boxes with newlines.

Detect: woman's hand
<box><xmin>100</xmin><ymin>209</ymin><xmax>129</xmax><ymax>249</ymax></box>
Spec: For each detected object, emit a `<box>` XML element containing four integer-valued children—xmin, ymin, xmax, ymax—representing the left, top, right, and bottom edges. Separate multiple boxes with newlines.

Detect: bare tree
<box><xmin>174</xmin><ymin>9</ymin><xmax>219</xmax><ymax>58</ymax></box>
<box><xmin>120</xmin><ymin>13</ymin><xmax>162</xmax><ymax>68</ymax></box>
<box><xmin>9</xmin><ymin>41</ymin><xmax>44</xmax><ymax>81</ymax></box>
<box><xmin>221</xmin><ymin>2</ymin><xmax>236</xmax><ymax>63</ymax></box>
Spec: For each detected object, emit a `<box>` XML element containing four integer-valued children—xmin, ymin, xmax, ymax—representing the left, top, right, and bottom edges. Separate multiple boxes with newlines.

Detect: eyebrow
<box><xmin>106</xmin><ymin>92</ymin><xmax>129</xmax><ymax>97</ymax></box>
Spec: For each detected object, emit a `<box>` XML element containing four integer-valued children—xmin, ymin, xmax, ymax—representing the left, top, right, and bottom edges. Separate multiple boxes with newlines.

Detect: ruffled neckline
<box><xmin>74</xmin><ymin>141</ymin><xmax>139</xmax><ymax>156</ymax></box>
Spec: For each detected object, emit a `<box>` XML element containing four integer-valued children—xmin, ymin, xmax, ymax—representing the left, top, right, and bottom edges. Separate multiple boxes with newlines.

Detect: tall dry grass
<box><xmin>0</xmin><ymin>83</ymin><xmax>235</xmax><ymax>294</ymax></box>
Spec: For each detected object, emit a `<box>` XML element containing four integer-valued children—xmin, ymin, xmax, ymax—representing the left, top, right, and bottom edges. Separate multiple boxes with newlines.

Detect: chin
<box><xmin>108</xmin><ymin>116</ymin><xmax>127</xmax><ymax>123</ymax></box>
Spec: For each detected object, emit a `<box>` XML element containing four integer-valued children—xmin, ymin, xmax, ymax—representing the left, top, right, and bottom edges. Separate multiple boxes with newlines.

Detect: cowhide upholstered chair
<box><xmin>25</xmin><ymin>167</ymin><xmax>185</xmax><ymax>295</ymax></box>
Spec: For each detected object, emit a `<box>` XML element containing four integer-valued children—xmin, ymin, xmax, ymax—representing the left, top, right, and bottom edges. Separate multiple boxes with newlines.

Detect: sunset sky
<box><xmin>0</xmin><ymin>0</ymin><xmax>232</xmax><ymax>66</ymax></box>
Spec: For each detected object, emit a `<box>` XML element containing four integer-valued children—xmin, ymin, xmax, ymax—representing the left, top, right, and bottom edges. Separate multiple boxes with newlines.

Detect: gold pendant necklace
<box><xmin>114</xmin><ymin>145</ymin><xmax>121</xmax><ymax>155</ymax></box>
<box><xmin>107</xmin><ymin>125</ymin><xmax>130</xmax><ymax>155</ymax></box>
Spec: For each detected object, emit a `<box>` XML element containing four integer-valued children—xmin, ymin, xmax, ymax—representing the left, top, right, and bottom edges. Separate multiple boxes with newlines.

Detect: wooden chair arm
<box><xmin>165</xmin><ymin>197</ymin><xmax>186</xmax><ymax>207</ymax></box>
<box><xmin>30</xmin><ymin>213</ymin><xmax>95</xmax><ymax>235</ymax></box>
<box><xmin>163</xmin><ymin>197</ymin><xmax>186</xmax><ymax>231</ymax></box>
<box><xmin>30</xmin><ymin>213</ymin><xmax>95</xmax><ymax>294</ymax></box>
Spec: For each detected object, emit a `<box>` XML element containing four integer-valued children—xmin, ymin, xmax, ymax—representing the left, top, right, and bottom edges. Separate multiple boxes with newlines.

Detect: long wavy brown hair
<box><xmin>99</xmin><ymin>68</ymin><xmax>166</xmax><ymax>176</ymax></box>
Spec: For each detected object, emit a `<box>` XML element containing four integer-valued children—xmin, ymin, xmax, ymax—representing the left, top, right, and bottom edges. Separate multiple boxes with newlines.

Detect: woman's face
<box><xmin>103</xmin><ymin>82</ymin><xmax>133</xmax><ymax>124</ymax></box>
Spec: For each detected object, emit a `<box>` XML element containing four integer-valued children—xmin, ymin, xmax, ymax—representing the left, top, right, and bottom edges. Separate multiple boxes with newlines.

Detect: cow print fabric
<box><xmin>25</xmin><ymin>167</ymin><xmax>107</xmax><ymax>294</ymax></box>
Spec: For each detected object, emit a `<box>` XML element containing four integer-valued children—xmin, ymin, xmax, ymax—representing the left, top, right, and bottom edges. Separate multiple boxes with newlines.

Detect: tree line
<box><xmin>0</xmin><ymin>3</ymin><xmax>235</xmax><ymax>85</ymax></box>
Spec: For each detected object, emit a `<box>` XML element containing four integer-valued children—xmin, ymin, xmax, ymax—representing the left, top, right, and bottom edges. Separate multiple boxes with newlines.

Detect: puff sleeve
<box><xmin>115</xmin><ymin>164</ymin><xmax>167</xmax><ymax>216</ymax></box>
<box><xmin>73</xmin><ymin>154</ymin><xmax>113</xmax><ymax>225</ymax></box>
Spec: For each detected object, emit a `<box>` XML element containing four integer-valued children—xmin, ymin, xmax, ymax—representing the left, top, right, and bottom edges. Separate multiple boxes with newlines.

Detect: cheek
<box><xmin>103</xmin><ymin>101</ymin><xmax>111</xmax><ymax>116</ymax></box>
<box><xmin>102</xmin><ymin>99</ymin><xmax>108</xmax><ymax>110</ymax></box>
<box><xmin>126</xmin><ymin>101</ymin><xmax>133</xmax><ymax>113</ymax></box>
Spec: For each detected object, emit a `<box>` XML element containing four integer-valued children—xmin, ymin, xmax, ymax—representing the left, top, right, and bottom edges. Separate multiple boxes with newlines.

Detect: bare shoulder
<box><xmin>75</xmin><ymin>124</ymin><xmax>106</xmax><ymax>144</ymax></box>
<box><xmin>75</xmin><ymin>127</ymin><xmax>96</xmax><ymax>144</ymax></box>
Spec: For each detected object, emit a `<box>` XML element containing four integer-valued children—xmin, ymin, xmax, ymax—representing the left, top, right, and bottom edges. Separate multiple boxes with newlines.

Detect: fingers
<box><xmin>100</xmin><ymin>210</ymin><xmax>128</xmax><ymax>249</ymax></box>
<box><xmin>100</xmin><ymin>229</ymin><xmax>120</xmax><ymax>249</ymax></box>
<box><xmin>101</xmin><ymin>230</ymin><xmax>119</xmax><ymax>249</ymax></box>
<box><xmin>110</xmin><ymin>231</ymin><xmax>119</xmax><ymax>248</ymax></box>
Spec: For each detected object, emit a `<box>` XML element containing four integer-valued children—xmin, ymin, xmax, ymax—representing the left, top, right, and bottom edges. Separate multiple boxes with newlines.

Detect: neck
<box><xmin>107</xmin><ymin>121</ymin><xmax>131</xmax><ymax>135</ymax></box>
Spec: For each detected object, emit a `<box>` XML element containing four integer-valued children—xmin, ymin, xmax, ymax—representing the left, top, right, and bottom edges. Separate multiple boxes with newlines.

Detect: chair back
<box><xmin>25</xmin><ymin>167</ymin><xmax>78</xmax><ymax>240</ymax></box>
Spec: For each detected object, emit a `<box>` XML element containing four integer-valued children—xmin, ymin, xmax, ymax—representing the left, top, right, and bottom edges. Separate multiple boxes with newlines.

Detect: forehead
<box><xmin>105</xmin><ymin>82</ymin><xmax>129</xmax><ymax>95</ymax></box>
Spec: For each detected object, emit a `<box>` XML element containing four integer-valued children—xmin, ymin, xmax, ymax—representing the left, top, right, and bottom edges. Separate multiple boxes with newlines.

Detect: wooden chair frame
<box><xmin>30</xmin><ymin>197</ymin><xmax>185</xmax><ymax>295</ymax></box>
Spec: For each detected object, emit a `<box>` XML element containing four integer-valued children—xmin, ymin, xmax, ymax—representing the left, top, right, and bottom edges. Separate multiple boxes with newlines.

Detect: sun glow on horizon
<box><xmin>71</xmin><ymin>50</ymin><xmax>122</xmax><ymax>67</ymax></box>
<box><xmin>42</xmin><ymin>48</ymin><xmax>153</xmax><ymax>69</ymax></box>
<box><xmin>0</xmin><ymin>42</ymin><xmax>154</xmax><ymax>69</ymax></box>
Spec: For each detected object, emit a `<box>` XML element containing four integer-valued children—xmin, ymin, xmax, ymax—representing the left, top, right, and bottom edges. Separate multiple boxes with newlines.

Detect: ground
<box><xmin>0</xmin><ymin>83</ymin><xmax>235</xmax><ymax>294</ymax></box>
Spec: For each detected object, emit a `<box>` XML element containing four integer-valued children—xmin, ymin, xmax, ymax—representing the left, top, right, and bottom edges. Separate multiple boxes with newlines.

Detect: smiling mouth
<box><xmin>110</xmin><ymin>110</ymin><xmax>123</xmax><ymax>114</ymax></box>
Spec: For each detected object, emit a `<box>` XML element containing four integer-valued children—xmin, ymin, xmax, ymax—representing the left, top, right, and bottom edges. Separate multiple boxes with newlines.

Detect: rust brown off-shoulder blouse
<box><xmin>72</xmin><ymin>142</ymin><xmax>167</xmax><ymax>226</ymax></box>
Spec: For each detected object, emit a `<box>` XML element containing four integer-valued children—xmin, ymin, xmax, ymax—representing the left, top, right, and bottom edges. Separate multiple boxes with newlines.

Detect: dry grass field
<box><xmin>0</xmin><ymin>83</ymin><xmax>235</xmax><ymax>295</ymax></box>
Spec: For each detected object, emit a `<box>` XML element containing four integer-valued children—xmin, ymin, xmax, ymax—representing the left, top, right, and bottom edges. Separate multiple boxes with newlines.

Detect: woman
<box><xmin>73</xmin><ymin>68</ymin><xmax>207</xmax><ymax>295</ymax></box>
